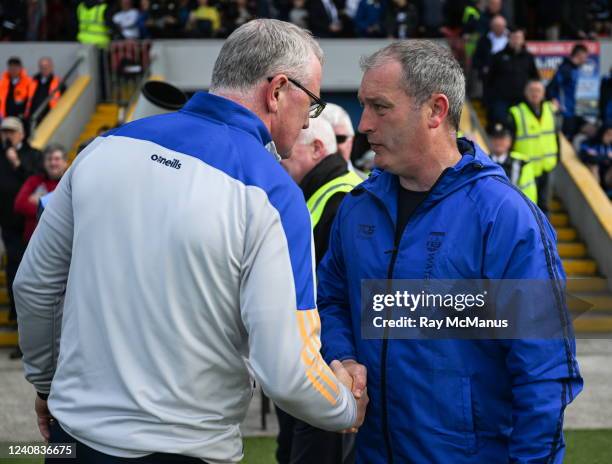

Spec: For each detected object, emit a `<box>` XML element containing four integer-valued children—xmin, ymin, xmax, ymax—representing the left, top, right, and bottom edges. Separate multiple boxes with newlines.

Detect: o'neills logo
<box><xmin>151</xmin><ymin>154</ymin><xmax>181</xmax><ymax>170</ymax></box>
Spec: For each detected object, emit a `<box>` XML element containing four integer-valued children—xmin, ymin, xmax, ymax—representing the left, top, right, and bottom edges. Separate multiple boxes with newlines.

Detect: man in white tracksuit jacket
<box><xmin>14</xmin><ymin>19</ymin><xmax>365</xmax><ymax>464</ymax></box>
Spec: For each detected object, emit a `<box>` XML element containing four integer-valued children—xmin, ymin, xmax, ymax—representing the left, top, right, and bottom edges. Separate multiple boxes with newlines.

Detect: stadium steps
<box><xmin>551</xmin><ymin>198</ymin><xmax>612</xmax><ymax>333</ymax></box>
<box><xmin>69</xmin><ymin>103</ymin><xmax>120</xmax><ymax>161</ymax></box>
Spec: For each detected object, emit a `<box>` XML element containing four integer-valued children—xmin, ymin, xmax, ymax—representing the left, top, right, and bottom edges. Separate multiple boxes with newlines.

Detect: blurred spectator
<box><xmin>0</xmin><ymin>57</ymin><xmax>31</xmax><ymax>119</ymax></box>
<box><xmin>0</xmin><ymin>0</ymin><xmax>27</xmax><ymax>40</ymax></box>
<box><xmin>188</xmin><ymin>0</ymin><xmax>222</xmax><ymax>37</ymax></box>
<box><xmin>600</xmin><ymin>68</ymin><xmax>612</xmax><ymax>125</ymax></box>
<box><xmin>26</xmin><ymin>0</ymin><xmax>46</xmax><ymax>41</ymax></box>
<box><xmin>572</xmin><ymin>120</ymin><xmax>599</xmax><ymax>155</ymax></box>
<box><xmin>44</xmin><ymin>0</ymin><xmax>73</xmax><ymax>41</ymax></box>
<box><xmin>14</xmin><ymin>144</ymin><xmax>67</xmax><ymax>243</ymax></box>
<box><xmin>354</xmin><ymin>0</ymin><xmax>384</xmax><ymax>37</ymax></box>
<box><xmin>487</xmin><ymin>123</ymin><xmax>538</xmax><ymax>203</ymax></box>
<box><xmin>508</xmin><ymin>80</ymin><xmax>559</xmax><ymax>213</ymax></box>
<box><xmin>320</xmin><ymin>103</ymin><xmax>364</xmax><ymax>177</ymax></box>
<box><xmin>546</xmin><ymin>43</ymin><xmax>589</xmax><ymax>140</ymax></box>
<box><xmin>112</xmin><ymin>0</ymin><xmax>141</xmax><ymax>39</ymax></box>
<box><xmin>0</xmin><ymin>117</ymin><xmax>42</xmax><ymax>356</ymax></box>
<box><xmin>222</xmin><ymin>0</ymin><xmax>254</xmax><ymax>35</ymax></box>
<box><xmin>486</xmin><ymin>28</ymin><xmax>538</xmax><ymax>130</ymax></box>
<box><xmin>289</xmin><ymin>0</ymin><xmax>308</xmax><ymax>29</ymax></box>
<box><xmin>418</xmin><ymin>0</ymin><xmax>445</xmax><ymax>37</ymax></box>
<box><xmin>473</xmin><ymin>15</ymin><xmax>508</xmax><ymax>82</ymax></box>
<box><xmin>578</xmin><ymin>124</ymin><xmax>612</xmax><ymax>187</ymax></box>
<box><xmin>308</xmin><ymin>0</ymin><xmax>343</xmax><ymax>37</ymax></box>
<box><xmin>76</xmin><ymin>0</ymin><xmax>112</xmax><ymax>49</ymax></box>
<box><xmin>139</xmin><ymin>0</ymin><xmax>182</xmax><ymax>39</ymax></box>
<box><xmin>476</xmin><ymin>0</ymin><xmax>505</xmax><ymax>35</ymax></box>
<box><xmin>385</xmin><ymin>0</ymin><xmax>419</xmax><ymax>39</ymax></box>
<box><xmin>25</xmin><ymin>57</ymin><xmax>63</xmax><ymax>124</ymax></box>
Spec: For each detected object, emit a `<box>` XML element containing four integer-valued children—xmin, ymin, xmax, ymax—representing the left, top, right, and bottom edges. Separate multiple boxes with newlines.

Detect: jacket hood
<box><xmin>357</xmin><ymin>138</ymin><xmax>505</xmax><ymax>220</ymax></box>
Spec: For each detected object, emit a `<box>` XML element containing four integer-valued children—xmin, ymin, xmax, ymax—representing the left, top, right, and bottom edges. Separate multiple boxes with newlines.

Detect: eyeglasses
<box><xmin>267</xmin><ymin>76</ymin><xmax>326</xmax><ymax>118</ymax></box>
<box><xmin>336</xmin><ymin>134</ymin><xmax>350</xmax><ymax>144</ymax></box>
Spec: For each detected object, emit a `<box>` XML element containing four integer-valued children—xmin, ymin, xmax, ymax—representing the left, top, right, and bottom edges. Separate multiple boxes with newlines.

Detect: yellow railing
<box><xmin>559</xmin><ymin>136</ymin><xmax>612</xmax><ymax>239</ymax></box>
<box><xmin>29</xmin><ymin>75</ymin><xmax>91</xmax><ymax>150</ymax></box>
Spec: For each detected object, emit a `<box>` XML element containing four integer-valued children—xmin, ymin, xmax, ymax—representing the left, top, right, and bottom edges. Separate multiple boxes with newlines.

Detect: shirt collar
<box><xmin>180</xmin><ymin>91</ymin><xmax>272</xmax><ymax>146</ymax></box>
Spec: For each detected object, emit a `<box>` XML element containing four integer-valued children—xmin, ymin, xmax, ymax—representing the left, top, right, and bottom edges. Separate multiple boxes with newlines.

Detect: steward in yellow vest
<box><xmin>508</xmin><ymin>80</ymin><xmax>559</xmax><ymax>212</ymax></box>
<box><xmin>77</xmin><ymin>1</ymin><xmax>111</xmax><ymax>49</ymax></box>
<box><xmin>488</xmin><ymin>124</ymin><xmax>538</xmax><ymax>203</ymax></box>
<box><xmin>277</xmin><ymin>117</ymin><xmax>361</xmax><ymax>461</ymax></box>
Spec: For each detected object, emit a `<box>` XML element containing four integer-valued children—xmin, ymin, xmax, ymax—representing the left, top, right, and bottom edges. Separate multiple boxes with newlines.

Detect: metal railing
<box><xmin>101</xmin><ymin>40</ymin><xmax>153</xmax><ymax>106</ymax></box>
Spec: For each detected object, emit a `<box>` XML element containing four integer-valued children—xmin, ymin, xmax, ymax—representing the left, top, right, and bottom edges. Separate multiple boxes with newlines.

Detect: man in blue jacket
<box><xmin>318</xmin><ymin>40</ymin><xmax>583</xmax><ymax>463</ymax></box>
<box><xmin>546</xmin><ymin>43</ymin><xmax>589</xmax><ymax>140</ymax></box>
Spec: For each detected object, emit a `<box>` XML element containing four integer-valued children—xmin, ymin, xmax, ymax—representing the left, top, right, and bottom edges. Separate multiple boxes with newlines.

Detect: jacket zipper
<box><xmin>375</xmin><ymin>168</ymin><xmax>454</xmax><ymax>463</ymax></box>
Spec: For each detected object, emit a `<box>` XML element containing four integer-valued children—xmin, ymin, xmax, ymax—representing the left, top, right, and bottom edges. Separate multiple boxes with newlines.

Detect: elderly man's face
<box><xmin>334</xmin><ymin>124</ymin><xmax>354</xmax><ymax>162</ymax></box>
<box><xmin>491</xmin><ymin>16</ymin><xmax>506</xmax><ymax>36</ymax></box>
<box><xmin>39</xmin><ymin>59</ymin><xmax>53</xmax><ymax>76</ymax></box>
<box><xmin>274</xmin><ymin>56</ymin><xmax>322</xmax><ymax>157</ymax></box>
<box><xmin>358</xmin><ymin>59</ymin><xmax>425</xmax><ymax>176</ymax></box>
<box><xmin>525</xmin><ymin>82</ymin><xmax>545</xmax><ymax>106</ymax></box>
<box><xmin>1</xmin><ymin>128</ymin><xmax>24</xmax><ymax>146</ymax></box>
<box><xmin>44</xmin><ymin>149</ymin><xmax>68</xmax><ymax>180</ymax></box>
<box><xmin>281</xmin><ymin>139</ymin><xmax>320</xmax><ymax>183</ymax></box>
<box><xmin>8</xmin><ymin>64</ymin><xmax>21</xmax><ymax>79</ymax></box>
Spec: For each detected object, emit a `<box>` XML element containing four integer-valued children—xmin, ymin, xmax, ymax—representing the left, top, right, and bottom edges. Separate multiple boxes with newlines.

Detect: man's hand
<box><xmin>34</xmin><ymin>396</ymin><xmax>52</xmax><ymax>441</ymax></box>
<box><xmin>6</xmin><ymin>147</ymin><xmax>20</xmax><ymax>169</ymax></box>
<box><xmin>331</xmin><ymin>360</ymin><xmax>369</xmax><ymax>433</ymax></box>
<box><xmin>341</xmin><ymin>359</ymin><xmax>367</xmax><ymax>399</ymax></box>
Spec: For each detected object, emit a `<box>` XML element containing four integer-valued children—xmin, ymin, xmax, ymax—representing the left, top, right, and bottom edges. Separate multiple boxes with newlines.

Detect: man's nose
<box><xmin>358</xmin><ymin>108</ymin><xmax>374</xmax><ymax>134</ymax></box>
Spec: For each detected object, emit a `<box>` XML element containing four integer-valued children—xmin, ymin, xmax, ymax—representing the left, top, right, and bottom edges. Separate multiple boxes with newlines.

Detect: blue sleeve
<box><xmin>483</xmin><ymin>188</ymin><xmax>583</xmax><ymax>464</ymax></box>
<box><xmin>317</xmin><ymin>205</ymin><xmax>357</xmax><ymax>364</ymax></box>
<box><xmin>353</xmin><ymin>1</ymin><xmax>369</xmax><ymax>36</ymax></box>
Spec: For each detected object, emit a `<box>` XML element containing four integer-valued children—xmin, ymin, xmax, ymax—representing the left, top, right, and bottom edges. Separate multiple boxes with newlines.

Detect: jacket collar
<box><xmin>180</xmin><ymin>91</ymin><xmax>272</xmax><ymax>146</ymax></box>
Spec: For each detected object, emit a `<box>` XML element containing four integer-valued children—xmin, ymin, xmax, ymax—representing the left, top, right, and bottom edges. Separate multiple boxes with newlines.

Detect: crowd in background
<box><xmin>0</xmin><ymin>0</ymin><xmax>610</xmax><ymax>41</ymax></box>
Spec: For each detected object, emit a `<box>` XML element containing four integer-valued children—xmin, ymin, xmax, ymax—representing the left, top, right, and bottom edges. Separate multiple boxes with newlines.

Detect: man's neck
<box><xmin>398</xmin><ymin>139</ymin><xmax>462</xmax><ymax>191</ymax></box>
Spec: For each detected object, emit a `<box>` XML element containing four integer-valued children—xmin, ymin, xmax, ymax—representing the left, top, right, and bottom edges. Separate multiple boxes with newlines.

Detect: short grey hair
<box><xmin>210</xmin><ymin>19</ymin><xmax>323</xmax><ymax>93</ymax></box>
<box><xmin>297</xmin><ymin>117</ymin><xmax>337</xmax><ymax>154</ymax></box>
<box><xmin>360</xmin><ymin>40</ymin><xmax>465</xmax><ymax>130</ymax></box>
<box><xmin>320</xmin><ymin>103</ymin><xmax>354</xmax><ymax>136</ymax></box>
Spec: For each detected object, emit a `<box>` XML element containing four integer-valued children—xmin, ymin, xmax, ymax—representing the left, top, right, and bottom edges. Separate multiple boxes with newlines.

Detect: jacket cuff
<box><xmin>36</xmin><ymin>391</ymin><xmax>49</xmax><ymax>401</ymax></box>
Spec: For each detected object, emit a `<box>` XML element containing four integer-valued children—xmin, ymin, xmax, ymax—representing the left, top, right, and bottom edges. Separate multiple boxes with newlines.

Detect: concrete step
<box><xmin>0</xmin><ymin>328</ymin><xmax>17</xmax><ymax>347</ymax></box>
<box><xmin>556</xmin><ymin>227</ymin><xmax>578</xmax><ymax>242</ymax></box>
<box><xmin>563</xmin><ymin>259</ymin><xmax>597</xmax><ymax>276</ymax></box>
<box><xmin>549</xmin><ymin>199</ymin><xmax>563</xmax><ymax>213</ymax></box>
<box><xmin>567</xmin><ymin>278</ymin><xmax>609</xmax><ymax>293</ymax></box>
<box><xmin>0</xmin><ymin>288</ymin><xmax>8</xmax><ymax>306</ymax></box>
<box><xmin>573</xmin><ymin>316</ymin><xmax>612</xmax><ymax>333</ymax></box>
<box><xmin>550</xmin><ymin>213</ymin><xmax>569</xmax><ymax>227</ymax></box>
<box><xmin>558</xmin><ymin>242</ymin><xmax>587</xmax><ymax>259</ymax></box>
<box><xmin>569</xmin><ymin>293</ymin><xmax>612</xmax><ymax>312</ymax></box>
<box><xmin>0</xmin><ymin>308</ymin><xmax>12</xmax><ymax>326</ymax></box>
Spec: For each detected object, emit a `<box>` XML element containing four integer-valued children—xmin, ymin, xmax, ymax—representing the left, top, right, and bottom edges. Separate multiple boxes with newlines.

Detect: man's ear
<box><xmin>266</xmin><ymin>75</ymin><xmax>289</xmax><ymax>115</ymax></box>
<box><xmin>428</xmin><ymin>93</ymin><xmax>450</xmax><ymax>129</ymax></box>
<box><xmin>312</xmin><ymin>138</ymin><xmax>326</xmax><ymax>160</ymax></box>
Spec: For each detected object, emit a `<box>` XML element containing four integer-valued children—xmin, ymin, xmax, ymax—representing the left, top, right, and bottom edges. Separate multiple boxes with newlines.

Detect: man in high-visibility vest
<box><xmin>76</xmin><ymin>0</ymin><xmax>111</xmax><ymax>49</ymax></box>
<box><xmin>0</xmin><ymin>57</ymin><xmax>32</xmax><ymax>119</ymax></box>
<box><xmin>277</xmin><ymin>116</ymin><xmax>362</xmax><ymax>464</ymax></box>
<box><xmin>508</xmin><ymin>79</ymin><xmax>559</xmax><ymax>213</ymax></box>
<box><xmin>488</xmin><ymin>123</ymin><xmax>537</xmax><ymax>203</ymax></box>
<box><xmin>25</xmin><ymin>57</ymin><xmax>63</xmax><ymax>124</ymax></box>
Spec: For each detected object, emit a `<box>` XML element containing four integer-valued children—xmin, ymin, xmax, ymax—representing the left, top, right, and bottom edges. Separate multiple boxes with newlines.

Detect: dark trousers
<box><xmin>536</xmin><ymin>171</ymin><xmax>550</xmax><ymax>214</ymax></box>
<box><xmin>275</xmin><ymin>406</ymin><xmax>355</xmax><ymax>464</ymax></box>
<box><xmin>47</xmin><ymin>420</ymin><xmax>208</xmax><ymax>464</ymax></box>
<box><xmin>1</xmin><ymin>225</ymin><xmax>25</xmax><ymax>322</ymax></box>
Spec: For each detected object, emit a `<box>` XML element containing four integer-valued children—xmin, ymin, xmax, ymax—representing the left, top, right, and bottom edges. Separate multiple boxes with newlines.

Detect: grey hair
<box><xmin>360</xmin><ymin>40</ymin><xmax>465</xmax><ymax>130</ymax></box>
<box><xmin>210</xmin><ymin>19</ymin><xmax>323</xmax><ymax>93</ymax></box>
<box><xmin>44</xmin><ymin>143</ymin><xmax>67</xmax><ymax>160</ymax></box>
<box><xmin>297</xmin><ymin>117</ymin><xmax>337</xmax><ymax>154</ymax></box>
<box><xmin>320</xmin><ymin>103</ymin><xmax>355</xmax><ymax>136</ymax></box>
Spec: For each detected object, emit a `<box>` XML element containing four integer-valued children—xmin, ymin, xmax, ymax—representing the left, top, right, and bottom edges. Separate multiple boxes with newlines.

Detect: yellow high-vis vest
<box><xmin>306</xmin><ymin>171</ymin><xmax>363</xmax><ymax>229</ymax></box>
<box><xmin>510</xmin><ymin>151</ymin><xmax>538</xmax><ymax>204</ymax></box>
<box><xmin>509</xmin><ymin>101</ymin><xmax>558</xmax><ymax>177</ymax></box>
<box><xmin>77</xmin><ymin>2</ymin><xmax>110</xmax><ymax>49</ymax></box>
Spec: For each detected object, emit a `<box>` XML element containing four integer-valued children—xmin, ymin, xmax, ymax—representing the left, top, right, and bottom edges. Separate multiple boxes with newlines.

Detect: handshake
<box><xmin>330</xmin><ymin>359</ymin><xmax>369</xmax><ymax>433</ymax></box>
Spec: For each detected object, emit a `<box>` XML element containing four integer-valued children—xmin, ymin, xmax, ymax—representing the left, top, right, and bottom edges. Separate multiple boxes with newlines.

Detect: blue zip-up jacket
<box><xmin>318</xmin><ymin>139</ymin><xmax>583</xmax><ymax>463</ymax></box>
<box><xmin>546</xmin><ymin>57</ymin><xmax>580</xmax><ymax>118</ymax></box>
